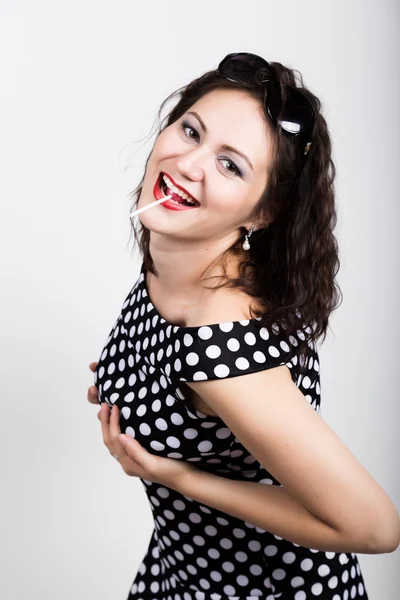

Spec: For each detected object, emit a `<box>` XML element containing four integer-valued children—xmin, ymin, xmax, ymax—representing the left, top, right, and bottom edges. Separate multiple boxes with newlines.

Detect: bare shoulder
<box><xmin>185</xmin><ymin>287</ymin><xmax>263</xmax><ymax>328</ymax></box>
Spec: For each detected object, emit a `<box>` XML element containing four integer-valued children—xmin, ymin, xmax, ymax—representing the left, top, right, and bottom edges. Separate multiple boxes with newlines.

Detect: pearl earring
<box><xmin>242</xmin><ymin>224</ymin><xmax>255</xmax><ymax>251</ymax></box>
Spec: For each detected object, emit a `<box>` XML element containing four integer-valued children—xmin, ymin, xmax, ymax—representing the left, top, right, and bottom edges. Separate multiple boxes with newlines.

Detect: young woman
<box><xmin>88</xmin><ymin>53</ymin><xmax>399</xmax><ymax>600</ymax></box>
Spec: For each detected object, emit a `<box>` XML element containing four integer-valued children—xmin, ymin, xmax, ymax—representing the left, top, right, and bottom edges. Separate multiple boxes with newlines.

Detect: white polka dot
<box><xmin>227</xmin><ymin>337</ymin><xmax>240</xmax><ymax>351</ymax></box>
<box><xmin>121</xmin><ymin>406</ymin><xmax>131</xmax><ymax>419</ymax></box>
<box><xmin>222</xmin><ymin>561</ymin><xmax>234</xmax><ymax>572</ymax></box>
<box><xmin>253</xmin><ymin>351</ymin><xmax>266</xmax><ymax>363</ymax></box>
<box><xmin>220</xmin><ymin>322</ymin><xmax>234</xmax><ymax>332</ymax></box>
<box><xmin>236</xmin><ymin>574</ymin><xmax>249</xmax><ymax>586</ymax></box>
<box><xmin>198</xmin><ymin>440</ymin><xmax>213</xmax><ymax>452</ymax></box>
<box><xmin>192</xmin><ymin>371</ymin><xmax>208</xmax><ymax>381</ymax></box>
<box><xmin>282</xmin><ymin>552</ymin><xmax>296</xmax><ymax>564</ymax></box>
<box><xmin>235</xmin><ymin>551</ymin><xmax>248</xmax><ymax>562</ymax></box>
<box><xmin>328</xmin><ymin>575</ymin><xmax>338</xmax><ymax>588</ymax></box>
<box><xmin>171</xmin><ymin>412</ymin><xmax>184</xmax><ymax>425</ymax></box>
<box><xmin>216</xmin><ymin>427</ymin><xmax>231</xmax><ymax>439</ymax></box>
<box><xmin>152</xmin><ymin>399</ymin><xmax>161</xmax><ymax>412</ymax></box>
<box><xmin>139</xmin><ymin>423</ymin><xmax>151</xmax><ymax>435</ymax></box>
<box><xmin>184</xmin><ymin>428</ymin><xmax>198</xmax><ymax>439</ymax></box>
<box><xmin>183</xmin><ymin>333</ymin><xmax>194</xmax><ymax>346</ymax></box>
<box><xmin>205</xmin><ymin>525</ymin><xmax>217</xmax><ymax>536</ymax></box>
<box><xmin>198</xmin><ymin>326</ymin><xmax>213</xmax><ymax>340</ymax></box>
<box><xmin>272</xmin><ymin>568</ymin><xmax>286</xmax><ymax>580</ymax></box>
<box><xmin>150</xmin><ymin>440</ymin><xmax>165</xmax><ymax>451</ymax></box>
<box><xmin>244</xmin><ymin>332</ymin><xmax>257</xmax><ymax>345</ymax></box>
<box><xmin>214</xmin><ymin>364</ymin><xmax>230</xmax><ymax>377</ymax></box>
<box><xmin>193</xmin><ymin>535</ymin><xmax>205</xmax><ymax>546</ymax></box>
<box><xmin>264</xmin><ymin>545</ymin><xmax>278</xmax><ymax>557</ymax></box>
<box><xmin>205</xmin><ymin>345</ymin><xmax>221</xmax><ymax>359</ymax></box>
<box><xmin>311</xmin><ymin>582</ymin><xmax>323</xmax><ymax>595</ymax></box>
<box><xmin>300</xmin><ymin>558</ymin><xmax>313</xmax><ymax>571</ymax></box>
<box><xmin>236</xmin><ymin>357</ymin><xmax>250</xmax><ymax>369</ymax></box>
<box><xmin>268</xmin><ymin>345</ymin><xmax>280</xmax><ymax>358</ymax></box>
<box><xmin>248</xmin><ymin>540</ymin><xmax>261</xmax><ymax>551</ymax></box>
<box><xmin>233</xmin><ymin>528</ymin><xmax>246</xmax><ymax>538</ymax></box>
<box><xmin>318</xmin><ymin>564</ymin><xmax>330</xmax><ymax>577</ymax></box>
<box><xmin>223</xmin><ymin>585</ymin><xmax>236</xmax><ymax>595</ymax></box>
<box><xmin>136</xmin><ymin>403</ymin><xmax>147</xmax><ymax>416</ymax></box>
<box><xmin>280</xmin><ymin>340</ymin><xmax>290</xmax><ymax>352</ymax></box>
<box><xmin>250</xmin><ymin>564</ymin><xmax>262</xmax><ymax>575</ymax></box>
<box><xmin>189</xmin><ymin>512</ymin><xmax>202</xmax><ymax>523</ymax></box>
<box><xmin>186</xmin><ymin>352</ymin><xmax>199</xmax><ymax>366</ymax></box>
<box><xmin>166</xmin><ymin>436</ymin><xmax>180</xmax><ymax>448</ymax></box>
<box><xmin>199</xmin><ymin>578</ymin><xmax>210</xmax><ymax>589</ymax></box>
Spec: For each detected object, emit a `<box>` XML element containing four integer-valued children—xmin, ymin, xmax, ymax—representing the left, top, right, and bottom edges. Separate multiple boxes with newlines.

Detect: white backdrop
<box><xmin>0</xmin><ymin>1</ymin><xmax>399</xmax><ymax>598</ymax></box>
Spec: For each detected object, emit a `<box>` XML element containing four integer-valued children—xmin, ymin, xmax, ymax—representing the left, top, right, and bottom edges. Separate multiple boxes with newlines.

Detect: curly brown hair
<box><xmin>126</xmin><ymin>62</ymin><xmax>342</xmax><ymax>375</ymax></box>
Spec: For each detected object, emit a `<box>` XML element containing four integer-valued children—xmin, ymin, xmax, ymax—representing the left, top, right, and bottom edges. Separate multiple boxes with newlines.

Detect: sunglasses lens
<box><xmin>219</xmin><ymin>53</ymin><xmax>271</xmax><ymax>82</ymax></box>
<box><xmin>268</xmin><ymin>82</ymin><xmax>314</xmax><ymax>136</ymax></box>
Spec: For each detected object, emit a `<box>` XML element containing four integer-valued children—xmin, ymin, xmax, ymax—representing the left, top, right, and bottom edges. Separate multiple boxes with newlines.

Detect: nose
<box><xmin>175</xmin><ymin>148</ymin><xmax>206</xmax><ymax>183</ymax></box>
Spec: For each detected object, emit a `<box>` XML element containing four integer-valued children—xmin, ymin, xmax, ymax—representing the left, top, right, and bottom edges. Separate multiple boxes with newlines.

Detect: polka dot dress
<box><xmin>94</xmin><ymin>262</ymin><xmax>369</xmax><ymax>600</ymax></box>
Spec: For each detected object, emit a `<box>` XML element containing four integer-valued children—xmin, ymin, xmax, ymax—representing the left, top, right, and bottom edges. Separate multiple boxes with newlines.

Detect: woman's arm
<box><xmin>170</xmin><ymin>467</ymin><xmax>397</xmax><ymax>555</ymax></box>
<box><xmin>182</xmin><ymin>366</ymin><xmax>400</xmax><ymax>554</ymax></box>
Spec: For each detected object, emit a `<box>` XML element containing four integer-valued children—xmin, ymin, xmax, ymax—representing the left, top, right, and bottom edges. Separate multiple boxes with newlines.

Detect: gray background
<box><xmin>0</xmin><ymin>0</ymin><xmax>398</xmax><ymax>598</ymax></box>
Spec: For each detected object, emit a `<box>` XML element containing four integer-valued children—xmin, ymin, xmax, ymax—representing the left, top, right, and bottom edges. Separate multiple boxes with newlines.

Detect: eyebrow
<box><xmin>186</xmin><ymin>110</ymin><xmax>254</xmax><ymax>171</ymax></box>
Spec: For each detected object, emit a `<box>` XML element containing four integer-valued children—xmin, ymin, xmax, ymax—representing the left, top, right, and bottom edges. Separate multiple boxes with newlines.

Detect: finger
<box><xmin>99</xmin><ymin>403</ymin><xmax>114</xmax><ymax>454</ymax></box>
<box><xmin>109</xmin><ymin>405</ymin><xmax>130</xmax><ymax>461</ymax></box>
<box><xmin>87</xmin><ymin>385</ymin><xmax>99</xmax><ymax>404</ymax></box>
<box><xmin>89</xmin><ymin>362</ymin><xmax>98</xmax><ymax>373</ymax></box>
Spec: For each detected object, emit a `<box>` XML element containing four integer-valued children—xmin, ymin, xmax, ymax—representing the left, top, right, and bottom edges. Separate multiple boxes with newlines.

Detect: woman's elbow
<box><xmin>369</xmin><ymin>513</ymin><xmax>400</xmax><ymax>554</ymax></box>
<box><xmin>339</xmin><ymin>504</ymin><xmax>400</xmax><ymax>554</ymax></box>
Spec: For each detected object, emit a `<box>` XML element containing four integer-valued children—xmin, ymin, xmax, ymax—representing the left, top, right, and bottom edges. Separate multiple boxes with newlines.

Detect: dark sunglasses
<box><xmin>218</xmin><ymin>52</ymin><xmax>315</xmax><ymax>157</ymax></box>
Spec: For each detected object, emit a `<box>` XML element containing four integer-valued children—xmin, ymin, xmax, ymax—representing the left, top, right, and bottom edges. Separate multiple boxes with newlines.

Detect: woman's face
<box><xmin>138</xmin><ymin>88</ymin><xmax>273</xmax><ymax>243</ymax></box>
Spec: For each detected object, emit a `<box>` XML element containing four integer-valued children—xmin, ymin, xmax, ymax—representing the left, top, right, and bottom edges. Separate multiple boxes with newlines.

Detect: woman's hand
<box><xmin>88</xmin><ymin>362</ymin><xmax>197</xmax><ymax>489</ymax></box>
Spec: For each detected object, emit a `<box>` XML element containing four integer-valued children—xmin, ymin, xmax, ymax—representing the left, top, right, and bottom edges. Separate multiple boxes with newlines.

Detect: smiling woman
<box><xmin>91</xmin><ymin>52</ymin><xmax>399</xmax><ymax>600</ymax></box>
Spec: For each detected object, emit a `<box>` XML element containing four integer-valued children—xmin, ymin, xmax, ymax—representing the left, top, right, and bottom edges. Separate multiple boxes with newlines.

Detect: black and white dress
<box><xmin>94</xmin><ymin>262</ymin><xmax>369</xmax><ymax>600</ymax></box>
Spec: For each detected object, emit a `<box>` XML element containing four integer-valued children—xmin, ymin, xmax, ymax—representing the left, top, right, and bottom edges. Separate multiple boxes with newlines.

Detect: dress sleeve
<box><xmin>176</xmin><ymin>319</ymin><xmax>302</xmax><ymax>384</ymax></box>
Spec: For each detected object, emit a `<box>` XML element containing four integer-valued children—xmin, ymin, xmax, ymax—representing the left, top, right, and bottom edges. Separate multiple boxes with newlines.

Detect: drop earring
<box><xmin>242</xmin><ymin>224</ymin><xmax>255</xmax><ymax>251</ymax></box>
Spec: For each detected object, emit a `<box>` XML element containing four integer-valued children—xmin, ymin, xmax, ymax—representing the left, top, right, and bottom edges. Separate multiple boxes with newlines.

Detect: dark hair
<box><xmin>127</xmin><ymin>62</ymin><xmax>342</xmax><ymax>375</ymax></box>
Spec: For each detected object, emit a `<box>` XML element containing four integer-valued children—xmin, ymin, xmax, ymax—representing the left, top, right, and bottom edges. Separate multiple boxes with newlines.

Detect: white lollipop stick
<box><xmin>129</xmin><ymin>195</ymin><xmax>172</xmax><ymax>218</ymax></box>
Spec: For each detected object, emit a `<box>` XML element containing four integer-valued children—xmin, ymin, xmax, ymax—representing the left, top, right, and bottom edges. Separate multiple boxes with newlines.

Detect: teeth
<box><xmin>162</xmin><ymin>174</ymin><xmax>197</xmax><ymax>205</ymax></box>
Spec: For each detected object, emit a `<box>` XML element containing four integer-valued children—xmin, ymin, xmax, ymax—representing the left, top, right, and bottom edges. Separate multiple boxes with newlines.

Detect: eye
<box><xmin>219</xmin><ymin>158</ymin><xmax>241</xmax><ymax>177</ymax></box>
<box><xmin>181</xmin><ymin>122</ymin><xmax>200</xmax><ymax>141</ymax></box>
<box><xmin>181</xmin><ymin>120</ymin><xmax>243</xmax><ymax>177</ymax></box>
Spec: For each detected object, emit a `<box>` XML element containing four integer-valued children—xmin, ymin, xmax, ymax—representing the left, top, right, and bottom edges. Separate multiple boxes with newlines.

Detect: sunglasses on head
<box><xmin>218</xmin><ymin>52</ymin><xmax>315</xmax><ymax>158</ymax></box>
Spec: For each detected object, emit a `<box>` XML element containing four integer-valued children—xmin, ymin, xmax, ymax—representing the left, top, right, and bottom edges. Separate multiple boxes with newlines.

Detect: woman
<box><xmin>88</xmin><ymin>53</ymin><xmax>399</xmax><ymax>599</ymax></box>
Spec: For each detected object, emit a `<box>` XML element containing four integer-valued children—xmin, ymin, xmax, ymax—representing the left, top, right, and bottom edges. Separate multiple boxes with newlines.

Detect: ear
<box><xmin>243</xmin><ymin>217</ymin><xmax>270</xmax><ymax>233</ymax></box>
